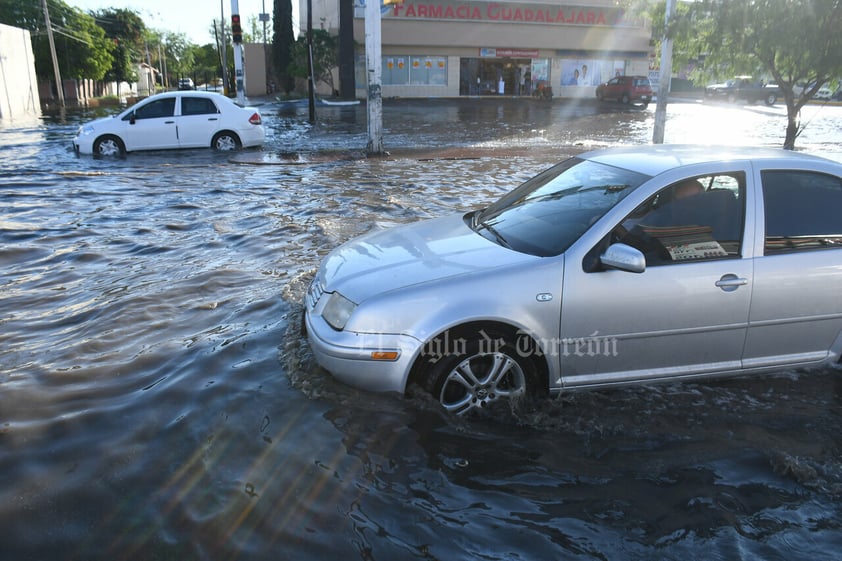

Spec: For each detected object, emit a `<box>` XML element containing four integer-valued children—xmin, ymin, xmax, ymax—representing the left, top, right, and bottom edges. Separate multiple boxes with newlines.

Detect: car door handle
<box><xmin>164</xmin><ymin>120</ymin><xmax>175</xmax><ymax>124</ymax></box>
<box><xmin>715</xmin><ymin>274</ymin><xmax>748</xmax><ymax>292</ymax></box>
<box><xmin>208</xmin><ymin>117</ymin><xmax>218</xmax><ymax>121</ymax></box>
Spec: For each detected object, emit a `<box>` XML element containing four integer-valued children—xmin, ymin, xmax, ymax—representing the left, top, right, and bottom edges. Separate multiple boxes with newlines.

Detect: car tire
<box><xmin>212</xmin><ymin>131</ymin><xmax>241</xmax><ymax>151</ymax></box>
<box><xmin>728</xmin><ymin>93</ymin><xmax>738</xmax><ymax>103</ymax></box>
<box><xmin>764</xmin><ymin>93</ymin><xmax>777</xmax><ymax>106</ymax></box>
<box><xmin>420</xmin><ymin>326</ymin><xmax>545</xmax><ymax>416</ymax></box>
<box><xmin>93</xmin><ymin>135</ymin><xmax>125</xmax><ymax>157</ymax></box>
<box><xmin>597</xmin><ymin>91</ymin><xmax>604</xmax><ymax>101</ymax></box>
<box><xmin>621</xmin><ymin>94</ymin><xmax>630</xmax><ymax>104</ymax></box>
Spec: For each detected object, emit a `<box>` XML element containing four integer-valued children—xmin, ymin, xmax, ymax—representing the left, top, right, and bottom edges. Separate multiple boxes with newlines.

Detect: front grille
<box><xmin>306</xmin><ymin>277</ymin><xmax>325</xmax><ymax>310</ymax></box>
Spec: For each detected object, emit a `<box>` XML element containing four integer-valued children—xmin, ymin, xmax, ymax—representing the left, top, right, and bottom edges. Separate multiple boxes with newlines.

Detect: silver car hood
<box><xmin>320</xmin><ymin>212</ymin><xmax>536</xmax><ymax>303</ymax></box>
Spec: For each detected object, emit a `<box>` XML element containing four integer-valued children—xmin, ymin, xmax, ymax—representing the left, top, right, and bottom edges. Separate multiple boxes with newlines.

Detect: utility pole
<box><xmin>306</xmin><ymin>0</ymin><xmax>316</xmax><ymax>122</ymax></box>
<box><xmin>364</xmin><ymin>0</ymin><xmax>383</xmax><ymax>155</ymax></box>
<box><xmin>260</xmin><ymin>0</ymin><xmax>270</xmax><ymax>94</ymax></box>
<box><xmin>653</xmin><ymin>0</ymin><xmax>674</xmax><ymax>144</ymax></box>
<box><xmin>220</xmin><ymin>1</ymin><xmax>229</xmax><ymax>95</ymax></box>
<box><xmin>231</xmin><ymin>0</ymin><xmax>246</xmax><ymax>105</ymax></box>
<box><xmin>41</xmin><ymin>0</ymin><xmax>64</xmax><ymax>107</ymax></box>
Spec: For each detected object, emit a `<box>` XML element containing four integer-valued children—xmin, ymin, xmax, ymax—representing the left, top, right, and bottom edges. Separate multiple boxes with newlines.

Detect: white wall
<box><xmin>0</xmin><ymin>23</ymin><xmax>41</xmax><ymax>120</ymax></box>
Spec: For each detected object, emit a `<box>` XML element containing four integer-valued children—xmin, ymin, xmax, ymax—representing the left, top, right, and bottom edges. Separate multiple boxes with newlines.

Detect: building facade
<box><xmin>327</xmin><ymin>0</ymin><xmax>653</xmax><ymax>99</ymax></box>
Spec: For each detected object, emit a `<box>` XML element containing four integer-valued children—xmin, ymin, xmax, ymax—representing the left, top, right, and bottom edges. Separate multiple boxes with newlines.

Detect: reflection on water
<box><xmin>1</xmin><ymin>98</ymin><xmax>841</xmax><ymax>560</ymax></box>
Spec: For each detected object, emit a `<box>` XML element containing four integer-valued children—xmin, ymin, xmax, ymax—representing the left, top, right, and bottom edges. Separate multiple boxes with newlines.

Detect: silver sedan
<box><xmin>305</xmin><ymin>145</ymin><xmax>842</xmax><ymax>414</ymax></box>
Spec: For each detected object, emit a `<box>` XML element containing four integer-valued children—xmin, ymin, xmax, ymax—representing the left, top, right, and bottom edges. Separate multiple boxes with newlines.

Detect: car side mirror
<box><xmin>129</xmin><ymin>111</ymin><xmax>136</xmax><ymax>125</ymax></box>
<box><xmin>600</xmin><ymin>243</ymin><xmax>646</xmax><ymax>273</ymax></box>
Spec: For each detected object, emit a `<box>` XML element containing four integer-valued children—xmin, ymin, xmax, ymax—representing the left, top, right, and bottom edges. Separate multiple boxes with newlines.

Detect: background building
<box><xmin>303</xmin><ymin>0</ymin><xmax>652</xmax><ymax>98</ymax></box>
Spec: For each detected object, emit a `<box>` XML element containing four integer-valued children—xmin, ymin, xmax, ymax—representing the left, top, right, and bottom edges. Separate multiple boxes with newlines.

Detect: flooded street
<box><xmin>1</xmin><ymin>97</ymin><xmax>842</xmax><ymax>560</ymax></box>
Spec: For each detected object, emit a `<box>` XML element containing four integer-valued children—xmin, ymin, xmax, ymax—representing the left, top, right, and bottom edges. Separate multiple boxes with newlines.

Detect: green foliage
<box><xmin>95</xmin><ymin>9</ymin><xmax>146</xmax><ymax>87</ymax></box>
<box><xmin>288</xmin><ymin>30</ymin><xmax>339</xmax><ymax>93</ymax></box>
<box><xmin>644</xmin><ymin>0</ymin><xmax>842</xmax><ymax>149</ymax></box>
<box><xmin>0</xmin><ymin>0</ymin><xmax>114</xmax><ymax>80</ymax></box>
<box><xmin>190</xmin><ymin>43</ymin><xmax>223</xmax><ymax>83</ymax></box>
<box><xmin>273</xmin><ymin>0</ymin><xmax>296</xmax><ymax>93</ymax></box>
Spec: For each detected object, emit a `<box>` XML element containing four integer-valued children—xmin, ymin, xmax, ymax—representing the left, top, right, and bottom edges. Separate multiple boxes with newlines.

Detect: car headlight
<box><xmin>322</xmin><ymin>292</ymin><xmax>357</xmax><ymax>331</ymax></box>
<box><xmin>77</xmin><ymin>125</ymin><xmax>95</xmax><ymax>137</ymax></box>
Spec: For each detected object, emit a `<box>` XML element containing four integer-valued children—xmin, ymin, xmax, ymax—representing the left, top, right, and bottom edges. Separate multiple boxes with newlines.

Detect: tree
<box><xmin>288</xmin><ymin>30</ymin><xmax>338</xmax><ymax>95</ymax></box>
<box><xmin>0</xmin><ymin>0</ymin><xmax>113</xmax><ymax>81</ymax></box>
<box><xmin>273</xmin><ymin>0</ymin><xmax>296</xmax><ymax>94</ymax></box>
<box><xmin>668</xmin><ymin>0</ymin><xmax>842</xmax><ymax>150</ymax></box>
<box><xmin>94</xmin><ymin>9</ymin><xmax>146</xmax><ymax>95</ymax></box>
<box><xmin>162</xmin><ymin>31</ymin><xmax>194</xmax><ymax>86</ymax></box>
<box><xmin>190</xmin><ymin>43</ymin><xmax>223</xmax><ymax>87</ymax></box>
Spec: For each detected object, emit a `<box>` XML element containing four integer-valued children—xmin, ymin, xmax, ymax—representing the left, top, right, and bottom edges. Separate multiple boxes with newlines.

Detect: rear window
<box><xmin>762</xmin><ymin>170</ymin><xmax>842</xmax><ymax>253</ymax></box>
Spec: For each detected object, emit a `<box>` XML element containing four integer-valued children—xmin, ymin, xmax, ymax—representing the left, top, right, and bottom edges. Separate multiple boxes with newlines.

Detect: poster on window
<box><xmin>560</xmin><ymin>59</ymin><xmax>625</xmax><ymax>86</ymax></box>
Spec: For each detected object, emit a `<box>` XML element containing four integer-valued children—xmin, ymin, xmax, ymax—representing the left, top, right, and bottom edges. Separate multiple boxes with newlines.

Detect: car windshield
<box><xmin>470</xmin><ymin>157</ymin><xmax>649</xmax><ymax>257</ymax></box>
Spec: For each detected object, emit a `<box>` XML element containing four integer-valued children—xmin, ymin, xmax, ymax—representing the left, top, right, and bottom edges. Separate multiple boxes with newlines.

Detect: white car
<box><xmin>815</xmin><ymin>86</ymin><xmax>835</xmax><ymax>101</ymax></box>
<box><xmin>73</xmin><ymin>91</ymin><xmax>265</xmax><ymax>156</ymax></box>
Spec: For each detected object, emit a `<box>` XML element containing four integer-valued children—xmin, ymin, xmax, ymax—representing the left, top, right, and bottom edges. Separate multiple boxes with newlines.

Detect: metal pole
<box><xmin>220</xmin><ymin>1</ymin><xmax>229</xmax><ymax>95</ymax></box>
<box><xmin>41</xmin><ymin>0</ymin><xmax>64</xmax><ymax>107</ymax></box>
<box><xmin>364</xmin><ymin>0</ymin><xmax>383</xmax><ymax>155</ymax></box>
<box><xmin>231</xmin><ymin>0</ymin><xmax>246</xmax><ymax>104</ymax></box>
<box><xmin>307</xmin><ymin>0</ymin><xmax>316</xmax><ymax>122</ymax></box>
<box><xmin>653</xmin><ymin>0</ymin><xmax>674</xmax><ymax>144</ymax></box>
<box><xmin>262</xmin><ymin>0</ymin><xmax>269</xmax><ymax>94</ymax></box>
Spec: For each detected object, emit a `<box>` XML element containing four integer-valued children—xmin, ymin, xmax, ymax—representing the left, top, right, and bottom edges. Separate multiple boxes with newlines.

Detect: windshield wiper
<box><xmin>476</xmin><ymin>220</ymin><xmax>513</xmax><ymax>249</ymax></box>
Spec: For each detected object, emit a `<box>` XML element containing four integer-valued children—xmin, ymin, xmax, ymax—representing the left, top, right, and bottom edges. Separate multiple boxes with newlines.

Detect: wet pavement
<box><xmin>1</xmin><ymin>97</ymin><xmax>841</xmax><ymax>560</ymax></box>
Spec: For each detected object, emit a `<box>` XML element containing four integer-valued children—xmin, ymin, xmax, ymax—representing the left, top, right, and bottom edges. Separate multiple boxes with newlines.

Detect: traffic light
<box><xmin>231</xmin><ymin>14</ymin><xmax>243</xmax><ymax>44</ymax></box>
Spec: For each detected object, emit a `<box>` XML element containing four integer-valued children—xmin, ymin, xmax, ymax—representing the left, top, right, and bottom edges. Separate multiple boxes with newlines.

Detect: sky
<box><xmin>66</xmin><ymin>0</ymin><xmax>274</xmax><ymax>45</ymax></box>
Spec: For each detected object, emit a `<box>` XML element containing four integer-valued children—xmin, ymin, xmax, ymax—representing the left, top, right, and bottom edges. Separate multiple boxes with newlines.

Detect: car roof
<box><xmin>580</xmin><ymin>144</ymin><xmax>836</xmax><ymax>177</ymax></box>
<box><xmin>148</xmin><ymin>90</ymin><xmax>223</xmax><ymax>98</ymax></box>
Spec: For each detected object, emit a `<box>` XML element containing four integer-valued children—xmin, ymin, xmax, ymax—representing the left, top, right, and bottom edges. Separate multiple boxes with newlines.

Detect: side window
<box><xmin>181</xmin><ymin>97</ymin><xmax>219</xmax><ymax>116</ymax></box>
<box><xmin>614</xmin><ymin>173</ymin><xmax>746</xmax><ymax>265</ymax></box>
<box><xmin>133</xmin><ymin>98</ymin><xmax>176</xmax><ymax>120</ymax></box>
<box><xmin>762</xmin><ymin>170</ymin><xmax>842</xmax><ymax>253</ymax></box>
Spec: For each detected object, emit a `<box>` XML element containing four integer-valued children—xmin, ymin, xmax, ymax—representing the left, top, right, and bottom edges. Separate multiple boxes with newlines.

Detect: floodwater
<box><xmin>1</xmin><ymin>97</ymin><xmax>841</xmax><ymax>560</ymax></box>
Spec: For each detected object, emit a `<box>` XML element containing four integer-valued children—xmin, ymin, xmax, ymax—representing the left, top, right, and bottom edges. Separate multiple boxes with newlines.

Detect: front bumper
<box><xmin>304</xmin><ymin>308</ymin><xmax>422</xmax><ymax>394</ymax></box>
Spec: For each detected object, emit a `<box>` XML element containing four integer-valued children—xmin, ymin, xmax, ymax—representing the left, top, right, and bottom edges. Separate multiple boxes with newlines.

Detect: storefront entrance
<box><xmin>459</xmin><ymin>58</ymin><xmax>533</xmax><ymax>96</ymax></box>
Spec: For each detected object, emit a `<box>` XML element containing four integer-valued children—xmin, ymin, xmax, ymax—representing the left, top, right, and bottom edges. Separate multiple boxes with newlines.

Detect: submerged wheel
<box><xmin>421</xmin><ymin>327</ymin><xmax>545</xmax><ymax>416</ymax></box>
<box><xmin>93</xmin><ymin>135</ymin><xmax>125</xmax><ymax>157</ymax></box>
<box><xmin>764</xmin><ymin>93</ymin><xmax>777</xmax><ymax>106</ymax></box>
<box><xmin>212</xmin><ymin>131</ymin><xmax>241</xmax><ymax>151</ymax></box>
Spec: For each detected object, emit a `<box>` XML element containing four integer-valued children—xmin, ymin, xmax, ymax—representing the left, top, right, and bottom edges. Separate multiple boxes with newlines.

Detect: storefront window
<box><xmin>354</xmin><ymin>55</ymin><xmax>448</xmax><ymax>88</ymax></box>
<box><xmin>410</xmin><ymin>56</ymin><xmax>448</xmax><ymax>86</ymax></box>
<box><xmin>559</xmin><ymin>59</ymin><xmax>626</xmax><ymax>87</ymax></box>
<box><xmin>531</xmin><ymin>58</ymin><xmax>550</xmax><ymax>91</ymax></box>
<box><xmin>384</xmin><ymin>57</ymin><xmax>410</xmax><ymax>85</ymax></box>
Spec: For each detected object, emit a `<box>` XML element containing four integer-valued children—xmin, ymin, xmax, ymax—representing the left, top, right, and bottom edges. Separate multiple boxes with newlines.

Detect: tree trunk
<box><xmin>783</xmin><ymin>100</ymin><xmax>801</xmax><ymax>150</ymax></box>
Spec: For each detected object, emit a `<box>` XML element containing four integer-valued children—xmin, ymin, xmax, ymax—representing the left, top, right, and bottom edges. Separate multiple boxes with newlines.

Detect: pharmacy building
<box><xmin>349</xmin><ymin>0</ymin><xmax>654</xmax><ymax>99</ymax></box>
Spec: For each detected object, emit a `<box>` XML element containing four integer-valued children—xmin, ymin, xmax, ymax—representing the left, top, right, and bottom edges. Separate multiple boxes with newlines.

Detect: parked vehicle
<box><xmin>73</xmin><ymin>91</ymin><xmax>265</xmax><ymax>156</ymax></box>
<box><xmin>815</xmin><ymin>86</ymin><xmax>835</xmax><ymax>101</ymax></box>
<box><xmin>178</xmin><ymin>78</ymin><xmax>195</xmax><ymax>90</ymax></box>
<box><xmin>305</xmin><ymin>145</ymin><xmax>842</xmax><ymax>415</ymax></box>
<box><xmin>705</xmin><ymin>76</ymin><xmax>779</xmax><ymax>105</ymax></box>
<box><xmin>595</xmin><ymin>75</ymin><xmax>654</xmax><ymax>107</ymax></box>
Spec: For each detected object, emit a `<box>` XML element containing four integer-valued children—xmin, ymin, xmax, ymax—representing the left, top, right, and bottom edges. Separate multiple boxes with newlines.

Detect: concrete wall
<box><xmin>0</xmin><ymin>23</ymin><xmax>41</xmax><ymax>120</ymax></box>
<box><xmin>244</xmin><ymin>43</ymin><xmax>269</xmax><ymax>98</ymax></box>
